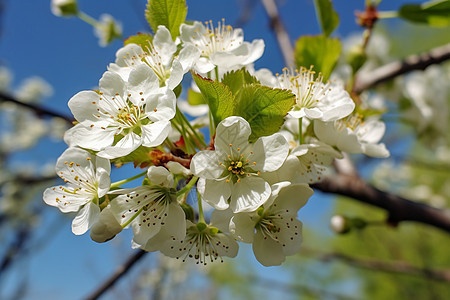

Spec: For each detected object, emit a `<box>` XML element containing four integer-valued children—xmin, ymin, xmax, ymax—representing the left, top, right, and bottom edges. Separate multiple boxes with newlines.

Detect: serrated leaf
<box><xmin>124</xmin><ymin>33</ymin><xmax>153</xmax><ymax>53</ymax></box>
<box><xmin>222</xmin><ymin>69</ymin><xmax>260</xmax><ymax>95</ymax></box>
<box><xmin>313</xmin><ymin>0</ymin><xmax>339</xmax><ymax>36</ymax></box>
<box><xmin>294</xmin><ymin>35</ymin><xmax>341</xmax><ymax>81</ymax></box>
<box><xmin>399</xmin><ymin>0</ymin><xmax>450</xmax><ymax>27</ymax></box>
<box><xmin>187</xmin><ymin>88</ymin><xmax>206</xmax><ymax>105</ymax></box>
<box><xmin>145</xmin><ymin>0</ymin><xmax>188</xmax><ymax>40</ymax></box>
<box><xmin>233</xmin><ymin>85</ymin><xmax>295</xmax><ymax>141</ymax></box>
<box><xmin>192</xmin><ymin>73</ymin><xmax>234</xmax><ymax>127</ymax></box>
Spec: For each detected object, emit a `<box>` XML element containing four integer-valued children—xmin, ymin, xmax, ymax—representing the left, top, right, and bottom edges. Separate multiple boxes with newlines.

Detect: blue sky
<box><xmin>0</xmin><ymin>0</ymin><xmax>417</xmax><ymax>299</ymax></box>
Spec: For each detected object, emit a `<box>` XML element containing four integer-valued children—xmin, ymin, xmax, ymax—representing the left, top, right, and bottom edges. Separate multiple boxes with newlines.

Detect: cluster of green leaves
<box><xmin>295</xmin><ymin>0</ymin><xmax>341</xmax><ymax>81</ymax></box>
<box><xmin>399</xmin><ymin>0</ymin><xmax>450</xmax><ymax>27</ymax></box>
<box><xmin>192</xmin><ymin>70</ymin><xmax>296</xmax><ymax>142</ymax></box>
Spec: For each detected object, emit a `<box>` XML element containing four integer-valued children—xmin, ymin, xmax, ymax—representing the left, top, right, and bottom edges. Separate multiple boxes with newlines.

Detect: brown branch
<box><xmin>312</xmin><ymin>174</ymin><xmax>450</xmax><ymax>233</ymax></box>
<box><xmin>260</xmin><ymin>0</ymin><xmax>294</xmax><ymax>67</ymax></box>
<box><xmin>0</xmin><ymin>92</ymin><xmax>74</xmax><ymax>124</ymax></box>
<box><xmin>302</xmin><ymin>249</ymin><xmax>450</xmax><ymax>283</ymax></box>
<box><xmin>353</xmin><ymin>43</ymin><xmax>450</xmax><ymax>93</ymax></box>
<box><xmin>84</xmin><ymin>249</ymin><xmax>147</xmax><ymax>300</ymax></box>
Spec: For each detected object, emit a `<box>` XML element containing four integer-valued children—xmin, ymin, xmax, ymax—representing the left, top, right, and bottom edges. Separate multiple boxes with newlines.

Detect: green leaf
<box><xmin>233</xmin><ymin>85</ymin><xmax>296</xmax><ymax>142</ymax></box>
<box><xmin>294</xmin><ymin>35</ymin><xmax>341</xmax><ymax>81</ymax></box>
<box><xmin>192</xmin><ymin>73</ymin><xmax>234</xmax><ymax>127</ymax></box>
<box><xmin>221</xmin><ymin>69</ymin><xmax>260</xmax><ymax>95</ymax></box>
<box><xmin>399</xmin><ymin>0</ymin><xmax>450</xmax><ymax>27</ymax></box>
<box><xmin>145</xmin><ymin>0</ymin><xmax>188</xmax><ymax>40</ymax></box>
<box><xmin>313</xmin><ymin>0</ymin><xmax>340</xmax><ymax>36</ymax></box>
<box><xmin>112</xmin><ymin>146</ymin><xmax>152</xmax><ymax>168</ymax></box>
<box><xmin>124</xmin><ymin>33</ymin><xmax>153</xmax><ymax>53</ymax></box>
<box><xmin>186</xmin><ymin>88</ymin><xmax>206</xmax><ymax>105</ymax></box>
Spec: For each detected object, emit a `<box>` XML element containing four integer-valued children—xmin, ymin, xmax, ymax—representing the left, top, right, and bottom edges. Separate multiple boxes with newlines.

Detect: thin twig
<box><xmin>260</xmin><ymin>0</ymin><xmax>294</xmax><ymax>67</ymax></box>
<box><xmin>84</xmin><ymin>250</ymin><xmax>147</xmax><ymax>300</ymax></box>
<box><xmin>353</xmin><ymin>43</ymin><xmax>450</xmax><ymax>93</ymax></box>
<box><xmin>312</xmin><ymin>173</ymin><xmax>450</xmax><ymax>233</ymax></box>
<box><xmin>0</xmin><ymin>92</ymin><xmax>74</xmax><ymax>124</ymax></box>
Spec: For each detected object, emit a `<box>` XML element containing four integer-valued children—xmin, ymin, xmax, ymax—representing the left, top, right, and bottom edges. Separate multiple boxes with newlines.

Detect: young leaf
<box><xmin>313</xmin><ymin>0</ymin><xmax>339</xmax><ymax>36</ymax></box>
<box><xmin>124</xmin><ymin>33</ymin><xmax>153</xmax><ymax>53</ymax></box>
<box><xmin>294</xmin><ymin>35</ymin><xmax>341</xmax><ymax>81</ymax></box>
<box><xmin>192</xmin><ymin>73</ymin><xmax>234</xmax><ymax>126</ymax></box>
<box><xmin>399</xmin><ymin>0</ymin><xmax>450</xmax><ymax>27</ymax></box>
<box><xmin>145</xmin><ymin>0</ymin><xmax>188</xmax><ymax>40</ymax></box>
<box><xmin>187</xmin><ymin>88</ymin><xmax>206</xmax><ymax>106</ymax></box>
<box><xmin>222</xmin><ymin>69</ymin><xmax>260</xmax><ymax>95</ymax></box>
<box><xmin>233</xmin><ymin>85</ymin><xmax>295</xmax><ymax>141</ymax></box>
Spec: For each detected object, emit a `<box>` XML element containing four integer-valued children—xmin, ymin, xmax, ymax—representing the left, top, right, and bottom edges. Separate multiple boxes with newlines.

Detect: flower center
<box><xmin>193</xmin><ymin>19</ymin><xmax>241</xmax><ymax>57</ymax></box>
<box><xmin>228</xmin><ymin>160</ymin><xmax>245</xmax><ymax>176</ymax></box>
<box><xmin>335</xmin><ymin>113</ymin><xmax>363</xmax><ymax>132</ymax></box>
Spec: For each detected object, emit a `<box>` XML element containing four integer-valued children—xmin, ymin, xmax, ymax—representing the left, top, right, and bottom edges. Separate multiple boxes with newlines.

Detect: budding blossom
<box><xmin>43</xmin><ymin>147</ymin><xmax>111</xmax><ymax>235</ymax></box>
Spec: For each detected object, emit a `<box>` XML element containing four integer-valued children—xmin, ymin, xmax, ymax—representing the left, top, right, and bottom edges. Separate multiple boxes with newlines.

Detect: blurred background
<box><xmin>1</xmin><ymin>0</ymin><xmax>449</xmax><ymax>299</ymax></box>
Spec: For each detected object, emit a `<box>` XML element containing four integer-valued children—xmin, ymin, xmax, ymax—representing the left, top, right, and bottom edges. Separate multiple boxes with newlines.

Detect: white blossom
<box><xmin>190</xmin><ymin>116</ymin><xmax>289</xmax><ymax>213</ymax></box>
<box><xmin>230</xmin><ymin>182</ymin><xmax>313</xmax><ymax>266</ymax></box>
<box><xmin>43</xmin><ymin>147</ymin><xmax>111</xmax><ymax>235</ymax></box>
<box><xmin>64</xmin><ymin>64</ymin><xmax>176</xmax><ymax>159</ymax></box>
<box><xmin>180</xmin><ymin>20</ymin><xmax>264</xmax><ymax>74</ymax></box>
<box><xmin>110</xmin><ymin>25</ymin><xmax>200</xmax><ymax>89</ymax></box>
<box><xmin>94</xmin><ymin>14</ymin><xmax>122</xmax><ymax>47</ymax></box>
<box><xmin>314</xmin><ymin>115</ymin><xmax>390</xmax><ymax>158</ymax></box>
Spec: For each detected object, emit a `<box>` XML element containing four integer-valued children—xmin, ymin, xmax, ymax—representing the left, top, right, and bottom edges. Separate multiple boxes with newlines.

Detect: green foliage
<box><xmin>294</xmin><ymin>35</ymin><xmax>341</xmax><ymax>81</ymax></box>
<box><xmin>399</xmin><ymin>0</ymin><xmax>450</xmax><ymax>27</ymax></box>
<box><xmin>124</xmin><ymin>33</ymin><xmax>153</xmax><ymax>53</ymax></box>
<box><xmin>221</xmin><ymin>69</ymin><xmax>260</xmax><ymax>95</ymax></box>
<box><xmin>192</xmin><ymin>73</ymin><xmax>234</xmax><ymax>127</ymax></box>
<box><xmin>186</xmin><ymin>88</ymin><xmax>206</xmax><ymax>105</ymax></box>
<box><xmin>313</xmin><ymin>0</ymin><xmax>339</xmax><ymax>36</ymax></box>
<box><xmin>145</xmin><ymin>0</ymin><xmax>188</xmax><ymax>39</ymax></box>
<box><xmin>234</xmin><ymin>85</ymin><xmax>295</xmax><ymax>142</ymax></box>
<box><xmin>193</xmin><ymin>71</ymin><xmax>295</xmax><ymax>141</ymax></box>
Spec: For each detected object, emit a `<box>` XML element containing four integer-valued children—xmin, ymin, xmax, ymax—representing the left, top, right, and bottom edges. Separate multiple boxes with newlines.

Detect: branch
<box><xmin>260</xmin><ymin>0</ymin><xmax>294</xmax><ymax>67</ymax></box>
<box><xmin>84</xmin><ymin>250</ymin><xmax>147</xmax><ymax>300</ymax></box>
<box><xmin>0</xmin><ymin>92</ymin><xmax>74</xmax><ymax>124</ymax></box>
<box><xmin>312</xmin><ymin>173</ymin><xmax>450</xmax><ymax>233</ymax></box>
<box><xmin>353</xmin><ymin>43</ymin><xmax>450</xmax><ymax>93</ymax></box>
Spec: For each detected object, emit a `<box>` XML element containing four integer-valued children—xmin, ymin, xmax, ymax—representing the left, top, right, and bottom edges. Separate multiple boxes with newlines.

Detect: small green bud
<box><xmin>51</xmin><ymin>0</ymin><xmax>78</xmax><ymax>17</ymax></box>
<box><xmin>346</xmin><ymin>44</ymin><xmax>367</xmax><ymax>74</ymax></box>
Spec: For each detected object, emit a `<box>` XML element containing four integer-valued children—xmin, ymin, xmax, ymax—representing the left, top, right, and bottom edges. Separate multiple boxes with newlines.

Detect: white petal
<box><xmin>362</xmin><ymin>143</ymin><xmax>390</xmax><ymax>158</ymax></box>
<box><xmin>145</xmin><ymin>88</ymin><xmax>176</xmax><ymax>121</ymax></box>
<box><xmin>214</xmin><ymin>116</ymin><xmax>251</xmax><ymax>156</ymax></box>
<box><xmin>99</xmin><ymin>70</ymin><xmax>126</xmax><ymax>99</ymax></box>
<box><xmin>230</xmin><ymin>213</ymin><xmax>256</xmax><ymax>243</ymax></box>
<box><xmin>141</xmin><ymin>121</ymin><xmax>171</xmax><ymax>148</ymax></box>
<box><xmin>147</xmin><ymin>166</ymin><xmax>173</xmax><ymax>187</ymax></box>
<box><xmin>128</xmin><ymin>64</ymin><xmax>159</xmax><ymax>102</ymax></box>
<box><xmin>253</xmin><ymin>230</ymin><xmax>285</xmax><ymax>266</ymax></box>
<box><xmin>177</xmin><ymin>44</ymin><xmax>201</xmax><ymax>72</ymax></box>
<box><xmin>197</xmin><ymin>178</ymin><xmax>231</xmax><ymax>210</ymax></box>
<box><xmin>43</xmin><ymin>186</ymin><xmax>88</xmax><ymax>213</ymax></box>
<box><xmin>210</xmin><ymin>208</ymin><xmax>234</xmax><ymax>233</ymax></box>
<box><xmin>153</xmin><ymin>25</ymin><xmax>177</xmax><ymax>65</ymax></box>
<box><xmin>164</xmin><ymin>203</ymin><xmax>187</xmax><ymax>240</ymax></box>
<box><xmin>230</xmin><ymin>176</ymin><xmax>270</xmax><ymax>213</ymax></box>
<box><xmin>274</xmin><ymin>183</ymin><xmax>313</xmax><ymax>212</ymax></box>
<box><xmin>190</xmin><ymin>150</ymin><xmax>223</xmax><ymax>179</ymax></box>
<box><xmin>251</xmin><ymin>133</ymin><xmax>289</xmax><ymax>172</ymax></box>
<box><xmin>97</xmin><ymin>132</ymin><xmax>141</xmax><ymax>159</ymax></box>
<box><xmin>64</xmin><ymin>125</ymin><xmax>115</xmax><ymax>151</ymax></box>
<box><xmin>68</xmin><ymin>91</ymin><xmax>102</xmax><ymax>122</ymax></box>
<box><xmin>72</xmin><ymin>202</ymin><xmax>100</xmax><ymax>235</ymax></box>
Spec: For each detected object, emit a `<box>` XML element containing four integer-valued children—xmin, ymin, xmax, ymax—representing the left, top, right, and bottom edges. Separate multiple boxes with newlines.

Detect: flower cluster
<box><xmin>44</xmin><ymin>17</ymin><xmax>390</xmax><ymax>266</ymax></box>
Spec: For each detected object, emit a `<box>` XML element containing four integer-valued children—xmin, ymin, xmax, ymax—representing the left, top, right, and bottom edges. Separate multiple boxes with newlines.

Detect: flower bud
<box><xmin>330</xmin><ymin>215</ymin><xmax>351</xmax><ymax>234</ymax></box>
<box><xmin>94</xmin><ymin>14</ymin><xmax>122</xmax><ymax>47</ymax></box>
<box><xmin>346</xmin><ymin>44</ymin><xmax>367</xmax><ymax>74</ymax></box>
<box><xmin>90</xmin><ymin>206</ymin><xmax>123</xmax><ymax>243</ymax></box>
<box><xmin>51</xmin><ymin>0</ymin><xmax>78</xmax><ymax>17</ymax></box>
